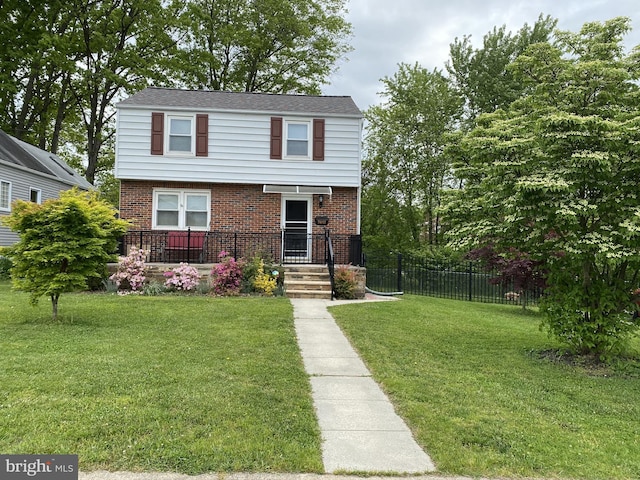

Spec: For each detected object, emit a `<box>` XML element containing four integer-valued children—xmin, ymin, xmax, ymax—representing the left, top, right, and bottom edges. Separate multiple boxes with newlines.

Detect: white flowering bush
<box><xmin>163</xmin><ymin>263</ymin><xmax>201</xmax><ymax>291</ymax></box>
<box><xmin>110</xmin><ymin>246</ymin><xmax>148</xmax><ymax>292</ymax></box>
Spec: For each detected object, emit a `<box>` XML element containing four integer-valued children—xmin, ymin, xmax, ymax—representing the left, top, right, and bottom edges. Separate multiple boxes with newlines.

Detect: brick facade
<box><xmin>119</xmin><ymin>180</ymin><xmax>359</xmax><ymax>235</ymax></box>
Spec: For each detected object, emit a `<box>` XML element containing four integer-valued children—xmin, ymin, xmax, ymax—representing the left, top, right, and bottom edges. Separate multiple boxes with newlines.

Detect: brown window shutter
<box><xmin>196</xmin><ymin>114</ymin><xmax>208</xmax><ymax>156</ymax></box>
<box><xmin>151</xmin><ymin>112</ymin><xmax>164</xmax><ymax>155</ymax></box>
<box><xmin>270</xmin><ymin>117</ymin><xmax>283</xmax><ymax>159</ymax></box>
<box><xmin>312</xmin><ymin>118</ymin><xmax>325</xmax><ymax>161</ymax></box>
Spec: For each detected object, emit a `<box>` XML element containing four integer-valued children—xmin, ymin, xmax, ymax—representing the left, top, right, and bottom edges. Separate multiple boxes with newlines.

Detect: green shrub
<box><xmin>142</xmin><ymin>281</ymin><xmax>166</xmax><ymax>296</ymax></box>
<box><xmin>0</xmin><ymin>255</ymin><xmax>13</xmax><ymax>280</ymax></box>
<box><xmin>334</xmin><ymin>265</ymin><xmax>357</xmax><ymax>299</ymax></box>
<box><xmin>241</xmin><ymin>254</ymin><xmax>282</xmax><ymax>296</ymax></box>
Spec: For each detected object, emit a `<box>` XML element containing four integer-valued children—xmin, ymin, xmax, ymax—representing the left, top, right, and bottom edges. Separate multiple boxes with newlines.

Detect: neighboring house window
<box><xmin>153</xmin><ymin>189</ymin><xmax>210</xmax><ymax>230</ymax></box>
<box><xmin>0</xmin><ymin>180</ymin><xmax>10</xmax><ymax>212</ymax></box>
<box><xmin>30</xmin><ymin>188</ymin><xmax>42</xmax><ymax>204</ymax></box>
<box><xmin>151</xmin><ymin>112</ymin><xmax>208</xmax><ymax>156</ymax></box>
<box><xmin>271</xmin><ymin>117</ymin><xmax>324</xmax><ymax>161</ymax></box>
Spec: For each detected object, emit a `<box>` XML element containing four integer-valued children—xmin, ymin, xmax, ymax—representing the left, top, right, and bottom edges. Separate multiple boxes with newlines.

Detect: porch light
<box><xmin>319</xmin><ymin>195</ymin><xmax>324</xmax><ymax>208</ymax></box>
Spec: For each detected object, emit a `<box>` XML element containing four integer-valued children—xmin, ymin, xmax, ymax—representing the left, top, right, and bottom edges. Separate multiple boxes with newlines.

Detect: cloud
<box><xmin>323</xmin><ymin>0</ymin><xmax>640</xmax><ymax>110</ymax></box>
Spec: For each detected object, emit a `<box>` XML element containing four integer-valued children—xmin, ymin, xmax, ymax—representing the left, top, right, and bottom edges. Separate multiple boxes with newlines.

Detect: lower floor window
<box><xmin>30</xmin><ymin>188</ymin><xmax>42</xmax><ymax>204</ymax></box>
<box><xmin>153</xmin><ymin>189</ymin><xmax>210</xmax><ymax>230</ymax></box>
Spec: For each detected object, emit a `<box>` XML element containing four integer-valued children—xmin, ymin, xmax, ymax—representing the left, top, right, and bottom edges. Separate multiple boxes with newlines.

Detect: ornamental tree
<box><xmin>2</xmin><ymin>188</ymin><xmax>129</xmax><ymax>320</ymax></box>
<box><xmin>444</xmin><ymin>17</ymin><xmax>640</xmax><ymax>356</ymax></box>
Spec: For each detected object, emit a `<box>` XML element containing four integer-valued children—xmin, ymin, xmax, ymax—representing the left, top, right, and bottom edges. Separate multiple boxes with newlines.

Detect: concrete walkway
<box><xmin>291</xmin><ymin>298</ymin><xmax>436</xmax><ymax>474</ymax></box>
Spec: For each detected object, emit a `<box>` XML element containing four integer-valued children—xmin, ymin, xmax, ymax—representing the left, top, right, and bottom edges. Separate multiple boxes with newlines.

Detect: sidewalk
<box><xmin>291</xmin><ymin>297</ymin><xmax>436</xmax><ymax>474</ymax></box>
<box><xmin>80</xmin><ymin>473</ymin><xmax>490</xmax><ymax>480</ymax></box>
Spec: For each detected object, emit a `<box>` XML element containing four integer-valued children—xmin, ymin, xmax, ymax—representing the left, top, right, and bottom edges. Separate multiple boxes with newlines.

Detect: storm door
<box><xmin>282</xmin><ymin>197</ymin><xmax>311</xmax><ymax>262</ymax></box>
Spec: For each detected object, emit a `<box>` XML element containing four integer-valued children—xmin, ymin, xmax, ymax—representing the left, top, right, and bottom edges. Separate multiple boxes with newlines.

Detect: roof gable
<box><xmin>117</xmin><ymin>87</ymin><xmax>362</xmax><ymax>117</ymax></box>
<box><xmin>0</xmin><ymin>129</ymin><xmax>92</xmax><ymax>189</ymax></box>
<box><xmin>0</xmin><ymin>129</ymin><xmax>54</xmax><ymax>176</ymax></box>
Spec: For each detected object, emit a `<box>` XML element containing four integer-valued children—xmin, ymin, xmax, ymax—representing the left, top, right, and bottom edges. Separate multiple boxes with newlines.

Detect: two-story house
<box><xmin>0</xmin><ymin>129</ymin><xmax>93</xmax><ymax>247</ymax></box>
<box><xmin>114</xmin><ymin>87</ymin><xmax>363</xmax><ymax>266</ymax></box>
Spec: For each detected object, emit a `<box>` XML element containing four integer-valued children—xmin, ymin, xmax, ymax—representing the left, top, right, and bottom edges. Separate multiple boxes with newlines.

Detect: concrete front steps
<box><xmin>284</xmin><ymin>265</ymin><xmax>333</xmax><ymax>300</ymax></box>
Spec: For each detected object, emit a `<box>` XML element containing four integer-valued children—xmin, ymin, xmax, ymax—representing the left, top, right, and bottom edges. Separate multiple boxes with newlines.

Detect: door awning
<box><xmin>263</xmin><ymin>185</ymin><xmax>332</xmax><ymax>195</ymax></box>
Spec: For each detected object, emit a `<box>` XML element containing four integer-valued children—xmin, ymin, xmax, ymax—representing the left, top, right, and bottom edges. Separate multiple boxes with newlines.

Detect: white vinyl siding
<box><xmin>153</xmin><ymin>188</ymin><xmax>210</xmax><ymax>230</ymax></box>
<box><xmin>115</xmin><ymin>109</ymin><xmax>362</xmax><ymax>187</ymax></box>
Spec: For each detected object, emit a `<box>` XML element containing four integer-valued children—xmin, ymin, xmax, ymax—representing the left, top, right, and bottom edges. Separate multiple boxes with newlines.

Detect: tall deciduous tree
<box><xmin>444</xmin><ymin>18</ymin><xmax>640</xmax><ymax>356</ymax></box>
<box><xmin>0</xmin><ymin>0</ymin><xmax>78</xmax><ymax>151</ymax></box>
<box><xmin>447</xmin><ymin>14</ymin><xmax>557</xmax><ymax>127</ymax></box>
<box><xmin>362</xmin><ymin>63</ymin><xmax>462</xmax><ymax>253</ymax></box>
<box><xmin>2</xmin><ymin>189</ymin><xmax>129</xmax><ymax>321</ymax></box>
<box><xmin>176</xmin><ymin>0</ymin><xmax>352</xmax><ymax>94</ymax></box>
<box><xmin>68</xmin><ymin>0</ymin><xmax>181</xmax><ymax>184</ymax></box>
<box><xmin>0</xmin><ymin>0</ymin><xmax>181</xmax><ymax>184</ymax></box>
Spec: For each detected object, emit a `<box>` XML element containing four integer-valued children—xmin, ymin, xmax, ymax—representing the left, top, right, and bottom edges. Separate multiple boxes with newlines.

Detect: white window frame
<box><xmin>152</xmin><ymin>188</ymin><xmax>210</xmax><ymax>231</ymax></box>
<box><xmin>0</xmin><ymin>180</ymin><xmax>11</xmax><ymax>212</ymax></box>
<box><xmin>167</xmin><ymin>115</ymin><xmax>195</xmax><ymax>155</ymax></box>
<box><xmin>284</xmin><ymin>120</ymin><xmax>311</xmax><ymax>159</ymax></box>
<box><xmin>29</xmin><ymin>187</ymin><xmax>42</xmax><ymax>204</ymax></box>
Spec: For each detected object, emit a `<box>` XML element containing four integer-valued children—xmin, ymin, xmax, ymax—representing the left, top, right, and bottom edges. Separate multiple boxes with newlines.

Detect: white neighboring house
<box><xmin>0</xmin><ymin>129</ymin><xmax>93</xmax><ymax>246</ymax></box>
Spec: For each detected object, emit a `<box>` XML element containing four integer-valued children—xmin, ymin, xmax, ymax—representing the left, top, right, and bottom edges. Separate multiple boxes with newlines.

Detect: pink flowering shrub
<box><xmin>110</xmin><ymin>246</ymin><xmax>148</xmax><ymax>292</ymax></box>
<box><xmin>163</xmin><ymin>263</ymin><xmax>201</xmax><ymax>291</ymax></box>
<box><xmin>211</xmin><ymin>251</ymin><xmax>243</xmax><ymax>295</ymax></box>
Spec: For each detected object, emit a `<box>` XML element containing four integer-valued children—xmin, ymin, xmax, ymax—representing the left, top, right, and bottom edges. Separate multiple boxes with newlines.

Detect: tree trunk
<box><xmin>51</xmin><ymin>294</ymin><xmax>60</xmax><ymax>321</ymax></box>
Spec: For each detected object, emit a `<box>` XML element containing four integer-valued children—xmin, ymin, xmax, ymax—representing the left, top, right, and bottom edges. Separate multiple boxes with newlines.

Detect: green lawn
<box><xmin>4</xmin><ymin>282</ymin><xmax>640</xmax><ymax>479</ymax></box>
<box><xmin>0</xmin><ymin>282</ymin><xmax>322</xmax><ymax>473</ymax></box>
<box><xmin>329</xmin><ymin>296</ymin><xmax>640</xmax><ymax>480</ymax></box>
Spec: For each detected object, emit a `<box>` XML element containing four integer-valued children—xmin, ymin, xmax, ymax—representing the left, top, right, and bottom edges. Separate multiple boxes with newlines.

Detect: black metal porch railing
<box><xmin>118</xmin><ymin>229</ymin><xmax>363</xmax><ymax>266</ymax></box>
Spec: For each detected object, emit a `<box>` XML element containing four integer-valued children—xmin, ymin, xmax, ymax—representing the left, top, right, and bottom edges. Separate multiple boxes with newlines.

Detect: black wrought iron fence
<box><xmin>365</xmin><ymin>252</ymin><xmax>543</xmax><ymax>306</ymax></box>
<box><xmin>119</xmin><ymin>230</ymin><xmax>362</xmax><ymax>266</ymax></box>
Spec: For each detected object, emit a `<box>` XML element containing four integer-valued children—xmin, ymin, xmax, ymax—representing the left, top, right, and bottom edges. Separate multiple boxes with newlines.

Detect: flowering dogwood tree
<box><xmin>444</xmin><ymin>18</ymin><xmax>640</xmax><ymax>356</ymax></box>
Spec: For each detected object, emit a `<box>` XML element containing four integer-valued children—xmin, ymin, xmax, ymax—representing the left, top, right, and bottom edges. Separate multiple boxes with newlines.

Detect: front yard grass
<box><xmin>329</xmin><ymin>296</ymin><xmax>640</xmax><ymax>480</ymax></box>
<box><xmin>0</xmin><ymin>282</ymin><xmax>322</xmax><ymax>473</ymax></box>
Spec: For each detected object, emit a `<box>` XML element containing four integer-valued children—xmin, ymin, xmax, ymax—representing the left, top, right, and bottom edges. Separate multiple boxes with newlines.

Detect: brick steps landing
<box><xmin>284</xmin><ymin>265</ymin><xmax>332</xmax><ymax>300</ymax></box>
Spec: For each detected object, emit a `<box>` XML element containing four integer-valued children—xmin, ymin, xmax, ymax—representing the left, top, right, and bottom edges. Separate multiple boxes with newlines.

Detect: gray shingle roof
<box><xmin>0</xmin><ymin>129</ymin><xmax>93</xmax><ymax>189</ymax></box>
<box><xmin>117</xmin><ymin>87</ymin><xmax>362</xmax><ymax>117</ymax></box>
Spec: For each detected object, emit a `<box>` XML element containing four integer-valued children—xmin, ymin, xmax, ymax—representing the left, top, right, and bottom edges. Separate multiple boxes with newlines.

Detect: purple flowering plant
<box><xmin>164</xmin><ymin>263</ymin><xmax>201</xmax><ymax>291</ymax></box>
<box><xmin>210</xmin><ymin>250</ymin><xmax>244</xmax><ymax>295</ymax></box>
<box><xmin>110</xmin><ymin>246</ymin><xmax>148</xmax><ymax>292</ymax></box>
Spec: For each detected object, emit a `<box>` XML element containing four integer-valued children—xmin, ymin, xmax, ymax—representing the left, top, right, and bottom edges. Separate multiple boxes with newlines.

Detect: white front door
<box><xmin>282</xmin><ymin>196</ymin><xmax>312</xmax><ymax>262</ymax></box>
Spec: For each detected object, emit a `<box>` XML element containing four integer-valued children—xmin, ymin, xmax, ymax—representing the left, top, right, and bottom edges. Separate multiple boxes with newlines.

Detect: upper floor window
<box><xmin>168</xmin><ymin>116</ymin><xmax>193</xmax><ymax>154</ymax></box>
<box><xmin>151</xmin><ymin>112</ymin><xmax>208</xmax><ymax>157</ymax></box>
<box><xmin>286</xmin><ymin>121</ymin><xmax>310</xmax><ymax>157</ymax></box>
<box><xmin>0</xmin><ymin>180</ymin><xmax>11</xmax><ymax>211</ymax></box>
<box><xmin>30</xmin><ymin>188</ymin><xmax>42</xmax><ymax>204</ymax></box>
<box><xmin>271</xmin><ymin>117</ymin><xmax>324</xmax><ymax>161</ymax></box>
<box><xmin>153</xmin><ymin>188</ymin><xmax>210</xmax><ymax>230</ymax></box>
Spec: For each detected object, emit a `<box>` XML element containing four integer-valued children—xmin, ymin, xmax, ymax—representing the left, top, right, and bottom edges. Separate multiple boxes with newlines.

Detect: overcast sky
<box><xmin>322</xmin><ymin>0</ymin><xmax>640</xmax><ymax>110</ymax></box>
